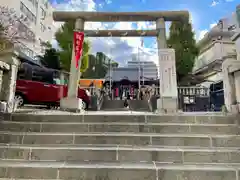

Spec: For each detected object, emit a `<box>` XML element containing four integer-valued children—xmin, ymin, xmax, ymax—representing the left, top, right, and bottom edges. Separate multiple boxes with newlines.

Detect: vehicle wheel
<box><xmin>82</xmin><ymin>101</ymin><xmax>88</xmax><ymax>110</ymax></box>
<box><xmin>51</xmin><ymin>106</ymin><xmax>59</xmax><ymax>110</ymax></box>
<box><xmin>14</xmin><ymin>94</ymin><xmax>24</xmax><ymax>107</ymax></box>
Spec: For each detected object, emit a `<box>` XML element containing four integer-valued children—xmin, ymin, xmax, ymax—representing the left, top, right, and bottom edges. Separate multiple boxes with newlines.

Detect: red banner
<box><xmin>73</xmin><ymin>31</ymin><xmax>84</xmax><ymax>69</ymax></box>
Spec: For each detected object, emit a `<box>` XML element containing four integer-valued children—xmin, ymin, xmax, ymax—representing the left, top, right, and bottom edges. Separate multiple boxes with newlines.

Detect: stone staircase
<box><xmin>101</xmin><ymin>100</ymin><xmax>126</xmax><ymax>111</ymax></box>
<box><xmin>101</xmin><ymin>99</ymin><xmax>150</xmax><ymax>111</ymax></box>
<box><xmin>129</xmin><ymin>100</ymin><xmax>150</xmax><ymax>112</ymax></box>
<box><xmin>0</xmin><ymin>113</ymin><xmax>239</xmax><ymax>179</ymax></box>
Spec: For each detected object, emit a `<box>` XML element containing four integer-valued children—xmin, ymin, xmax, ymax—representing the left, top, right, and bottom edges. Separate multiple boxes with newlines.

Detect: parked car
<box><xmin>14</xmin><ymin>55</ymin><xmax>90</xmax><ymax>109</ymax></box>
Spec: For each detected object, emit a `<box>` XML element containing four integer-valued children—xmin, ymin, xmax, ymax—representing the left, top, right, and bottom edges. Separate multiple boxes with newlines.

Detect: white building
<box><xmin>232</xmin><ymin>5</ymin><xmax>240</xmax><ymax>60</ymax></box>
<box><xmin>192</xmin><ymin>6</ymin><xmax>239</xmax><ymax>86</ymax></box>
<box><xmin>127</xmin><ymin>57</ymin><xmax>158</xmax><ymax>80</ymax></box>
<box><xmin>0</xmin><ymin>0</ymin><xmax>56</xmax><ymax>59</ymax></box>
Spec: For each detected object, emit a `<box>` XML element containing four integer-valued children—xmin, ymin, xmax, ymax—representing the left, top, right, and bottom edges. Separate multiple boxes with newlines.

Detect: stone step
<box><xmin>1</xmin><ymin>144</ymin><xmax>240</xmax><ymax>163</ymax></box>
<box><xmin>0</xmin><ymin>179</ymin><xmax>57</xmax><ymax>180</ymax></box>
<box><xmin>101</xmin><ymin>100</ymin><xmax>125</xmax><ymax>110</ymax></box>
<box><xmin>0</xmin><ymin>121</ymin><xmax>238</xmax><ymax>134</ymax></box>
<box><xmin>0</xmin><ymin>160</ymin><xmax>239</xmax><ymax>180</ymax></box>
<box><xmin>7</xmin><ymin>114</ymin><xmax>238</xmax><ymax>124</ymax></box>
<box><xmin>0</xmin><ymin>131</ymin><xmax>240</xmax><ymax>147</ymax></box>
<box><xmin>129</xmin><ymin>100</ymin><xmax>150</xmax><ymax>112</ymax></box>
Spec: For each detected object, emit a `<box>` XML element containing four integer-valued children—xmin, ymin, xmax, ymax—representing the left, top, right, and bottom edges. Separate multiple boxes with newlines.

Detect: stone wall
<box><xmin>235</xmin><ymin>35</ymin><xmax>240</xmax><ymax>61</ymax></box>
<box><xmin>222</xmin><ymin>56</ymin><xmax>240</xmax><ymax>113</ymax></box>
<box><xmin>234</xmin><ymin>70</ymin><xmax>240</xmax><ymax>111</ymax></box>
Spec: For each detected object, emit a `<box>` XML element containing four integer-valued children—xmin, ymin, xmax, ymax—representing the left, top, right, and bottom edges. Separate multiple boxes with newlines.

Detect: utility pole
<box><xmin>109</xmin><ymin>47</ymin><xmax>112</xmax><ymax>100</ymax></box>
<box><xmin>142</xmin><ymin>63</ymin><xmax>144</xmax><ymax>86</ymax></box>
<box><xmin>108</xmin><ymin>32</ymin><xmax>113</xmax><ymax>100</ymax></box>
<box><xmin>138</xmin><ymin>47</ymin><xmax>141</xmax><ymax>89</ymax></box>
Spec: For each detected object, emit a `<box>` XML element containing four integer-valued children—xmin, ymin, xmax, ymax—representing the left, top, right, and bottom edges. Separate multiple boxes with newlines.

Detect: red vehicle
<box><xmin>15</xmin><ymin>55</ymin><xmax>90</xmax><ymax>109</ymax></box>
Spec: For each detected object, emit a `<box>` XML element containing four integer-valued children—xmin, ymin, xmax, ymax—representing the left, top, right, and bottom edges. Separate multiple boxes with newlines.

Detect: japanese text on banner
<box><xmin>73</xmin><ymin>31</ymin><xmax>84</xmax><ymax>69</ymax></box>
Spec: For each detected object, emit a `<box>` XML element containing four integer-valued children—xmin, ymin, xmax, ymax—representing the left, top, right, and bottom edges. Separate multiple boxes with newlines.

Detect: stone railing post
<box><xmin>0</xmin><ymin>49</ymin><xmax>20</xmax><ymax>113</ymax></box>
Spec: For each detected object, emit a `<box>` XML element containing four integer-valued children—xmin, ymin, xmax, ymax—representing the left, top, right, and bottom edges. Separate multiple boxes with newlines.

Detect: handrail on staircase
<box><xmin>97</xmin><ymin>89</ymin><xmax>105</xmax><ymax>110</ymax></box>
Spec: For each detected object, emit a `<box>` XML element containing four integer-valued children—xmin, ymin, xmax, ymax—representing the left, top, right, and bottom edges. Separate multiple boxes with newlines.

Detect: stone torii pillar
<box><xmin>156</xmin><ymin>18</ymin><xmax>178</xmax><ymax>113</ymax></box>
<box><xmin>156</xmin><ymin>18</ymin><xmax>167</xmax><ymax>48</ymax></box>
<box><xmin>60</xmin><ymin>18</ymin><xmax>85</xmax><ymax>111</ymax></box>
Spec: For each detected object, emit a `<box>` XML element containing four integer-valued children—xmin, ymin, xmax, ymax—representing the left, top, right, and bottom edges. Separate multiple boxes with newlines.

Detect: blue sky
<box><xmin>50</xmin><ymin>0</ymin><xmax>239</xmax><ymax>65</ymax></box>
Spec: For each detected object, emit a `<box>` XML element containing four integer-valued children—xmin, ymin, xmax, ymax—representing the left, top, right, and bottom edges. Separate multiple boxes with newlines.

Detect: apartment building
<box><xmin>192</xmin><ymin>6</ymin><xmax>239</xmax><ymax>85</ymax></box>
<box><xmin>96</xmin><ymin>52</ymin><xmax>119</xmax><ymax>68</ymax></box>
<box><xmin>1</xmin><ymin>0</ymin><xmax>56</xmax><ymax>59</ymax></box>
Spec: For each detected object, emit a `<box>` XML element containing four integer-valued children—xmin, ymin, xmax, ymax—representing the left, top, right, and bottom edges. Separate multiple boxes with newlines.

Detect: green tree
<box><xmin>37</xmin><ymin>42</ymin><xmax>61</xmax><ymax>70</ymax></box>
<box><xmin>81</xmin><ymin>54</ymin><xmax>108</xmax><ymax>79</ymax></box>
<box><xmin>167</xmin><ymin>21</ymin><xmax>199</xmax><ymax>84</ymax></box>
<box><xmin>55</xmin><ymin>21</ymin><xmax>90</xmax><ymax>72</ymax></box>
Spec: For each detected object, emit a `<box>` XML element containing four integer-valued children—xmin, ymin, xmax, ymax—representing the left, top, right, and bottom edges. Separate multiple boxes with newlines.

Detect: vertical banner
<box><xmin>73</xmin><ymin>31</ymin><xmax>84</xmax><ymax>69</ymax></box>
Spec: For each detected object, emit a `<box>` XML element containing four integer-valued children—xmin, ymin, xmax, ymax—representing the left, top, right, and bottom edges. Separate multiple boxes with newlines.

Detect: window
<box><xmin>40</xmin><ymin>7</ymin><xmax>46</xmax><ymax>19</ymax></box>
<box><xmin>17</xmin><ymin>60</ymin><xmax>54</xmax><ymax>84</ymax></box>
<box><xmin>40</xmin><ymin>23</ymin><xmax>46</xmax><ymax>32</ymax></box>
<box><xmin>18</xmin><ymin>22</ymin><xmax>36</xmax><ymax>41</ymax></box>
<box><xmin>28</xmin><ymin>0</ymin><xmax>38</xmax><ymax>8</ymax></box>
<box><xmin>35</xmin><ymin>1</ymin><xmax>38</xmax><ymax>8</ymax></box>
<box><xmin>228</xmin><ymin>25</ymin><xmax>236</xmax><ymax>31</ymax></box>
<box><xmin>26</xmin><ymin>48</ymin><xmax>34</xmax><ymax>58</ymax></box>
<box><xmin>32</xmin><ymin>69</ymin><xmax>53</xmax><ymax>83</ymax></box>
<box><xmin>44</xmin><ymin>2</ymin><xmax>48</xmax><ymax>9</ymax></box>
<box><xmin>20</xmin><ymin>2</ymin><xmax>37</xmax><ymax>24</ymax></box>
<box><xmin>42</xmin><ymin>0</ymin><xmax>48</xmax><ymax>9</ymax></box>
<box><xmin>17</xmin><ymin>43</ymin><xmax>34</xmax><ymax>59</ymax></box>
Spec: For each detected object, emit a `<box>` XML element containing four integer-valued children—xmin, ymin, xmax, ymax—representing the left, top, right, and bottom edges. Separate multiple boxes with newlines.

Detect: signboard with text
<box><xmin>73</xmin><ymin>31</ymin><xmax>84</xmax><ymax>69</ymax></box>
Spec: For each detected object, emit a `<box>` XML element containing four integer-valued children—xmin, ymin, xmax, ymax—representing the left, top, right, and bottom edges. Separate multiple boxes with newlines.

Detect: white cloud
<box><xmin>198</xmin><ymin>30</ymin><xmax>208</xmax><ymax>41</ymax></box>
<box><xmin>51</xmin><ymin>0</ymin><xmax>158</xmax><ymax>66</ymax></box>
<box><xmin>210</xmin><ymin>0</ymin><xmax>234</xmax><ymax>6</ymax></box>
<box><xmin>210</xmin><ymin>23</ymin><xmax>217</xmax><ymax>28</ymax></box>
<box><xmin>105</xmin><ymin>0</ymin><xmax>112</xmax><ymax>4</ymax></box>
<box><xmin>211</xmin><ymin>0</ymin><xmax>220</xmax><ymax>7</ymax></box>
<box><xmin>196</xmin><ymin>22</ymin><xmax>217</xmax><ymax>41</ymax></box>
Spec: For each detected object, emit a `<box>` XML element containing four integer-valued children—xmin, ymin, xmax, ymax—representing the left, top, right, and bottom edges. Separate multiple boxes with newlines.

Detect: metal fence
<box><xmin>178</xmin><ymin>87</ymin><xmax>210</xmax><ymax>112</ymax></box>
<box><xmin>149</xmin><ymin>86</ymin><xmax>211</xmax><ymax>112</ymax></box>
<box><xmin>209</xmin><ymin>81</ymin><xmax>224</xmax><ymax>111</ymax></box>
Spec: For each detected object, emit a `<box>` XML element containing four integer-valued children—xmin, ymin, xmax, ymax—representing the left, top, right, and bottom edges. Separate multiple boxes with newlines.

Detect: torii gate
<box><xmin>53</xmin><ymin>11</ymin><xmax>189</xmax><ymax>112</ymax></box>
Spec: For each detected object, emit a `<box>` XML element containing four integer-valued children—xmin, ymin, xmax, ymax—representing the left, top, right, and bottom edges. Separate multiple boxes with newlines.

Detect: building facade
<box><xmin>193</xmin><ymin>7</ymin><xmax>239</xmax><ymax>86</ymax></box>
<box><xmin>232</xmin><ymin>5</ymin><xmax>240</xmax><ymax>60</ymax></box>
<box><xmin>127</xmin><ymin>60</ymin><xmax>158</xmax><ymax>80</ymax></box>
<box><xmin>96</xmin><ymin>52</ymin><xmax>118</xmax><ymax>68</ymax></box>
<box><xmin>1</xmin><ymin>0</ymin><xmax>56</xmax><ymax>59</ymax></box>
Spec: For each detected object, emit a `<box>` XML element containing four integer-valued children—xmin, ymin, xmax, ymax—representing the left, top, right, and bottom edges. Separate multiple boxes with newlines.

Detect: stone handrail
<box><xmin>97</xmin><ymin>91</ymin><xmax>104</xmax><ymax>111</ymax></box>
